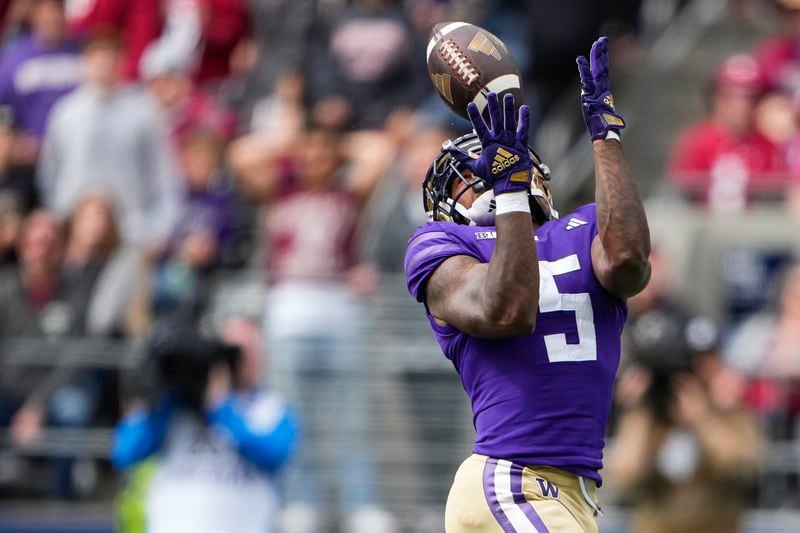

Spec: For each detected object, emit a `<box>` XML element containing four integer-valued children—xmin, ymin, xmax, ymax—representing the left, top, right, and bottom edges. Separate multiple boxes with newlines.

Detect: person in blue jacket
<box><xmin>112</xmin><ymin>317</ymin><xmax>299</xmax><ymax>533</ymax></box>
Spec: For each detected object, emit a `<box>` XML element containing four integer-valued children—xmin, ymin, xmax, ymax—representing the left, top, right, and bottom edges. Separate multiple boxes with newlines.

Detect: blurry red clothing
<box><xmin>169</xmin><ymin>89</ymin><xmax>238</xmax><ymax>145</ymax></box>
<box><xmin>265</xmin><ymin>187</ymin><xmax>357</xmax><ymax>284</ymax></box>
<box><xmin>745</xmin><ymin>378</ymin><xmax>800</xmax><ymax>421</ymax></box>
<box><xmin>195</xmin><ymin>0</ymin><xmax>248</xmax><ymax>83</ymax></box>
<box><xmin>668</xmin><ymin>120</ymin><xmax>789</xmax><ymax>204</ymax></box>
<box><xmin>0</xmin><ymin>0</ymin><xmax>10</xmax><ymax>33</ymax></box>
<box><xmin>670</xmin><ymin>121</ymin><xmax>784</xmax><ymax>175</ymax></box>
<box><xmin>754</xmin><ymin>35</ymin><xmax>798</xmax><ymax>92</ymax></box>
<box><xmin>69</xmin><ymin>0</ymin><xmax>163</xmax><ymax>80</ymax></box>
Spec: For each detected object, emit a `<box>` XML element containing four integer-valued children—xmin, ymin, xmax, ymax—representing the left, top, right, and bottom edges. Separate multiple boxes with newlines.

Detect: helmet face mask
<box><xmin>423</xmin><ymin>132</ymin><xmax>558</xmax><ymax>226</ymax></box>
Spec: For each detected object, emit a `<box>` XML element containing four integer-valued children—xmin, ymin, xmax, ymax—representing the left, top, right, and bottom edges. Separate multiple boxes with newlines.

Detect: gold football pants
<box><xmin>445</xmin><ymin>454</ymin><xmax>601</xmax><ymax>533</ymax></box>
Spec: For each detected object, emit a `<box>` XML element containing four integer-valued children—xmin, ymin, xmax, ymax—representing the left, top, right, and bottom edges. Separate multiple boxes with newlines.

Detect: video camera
<box><xmin>626</xmin><ymin>303</ymin><xmax>718</xmax><ymax>421</ymax></box>
<box><xmin>142</xmin><ymin>320</ymin><xmax>241</xmax><ymax>413</ymax></box>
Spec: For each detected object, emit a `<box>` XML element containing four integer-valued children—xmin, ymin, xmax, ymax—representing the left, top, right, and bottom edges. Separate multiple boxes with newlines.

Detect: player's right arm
<box><xmin>426</xmin><ymin>211</ymin><xmax>539</xmax><ymax>338</ymax></box>
<box><xmin>424</xmin><ymin>93</ymin><xmax>539</xmax><ymax>339</ymax></box>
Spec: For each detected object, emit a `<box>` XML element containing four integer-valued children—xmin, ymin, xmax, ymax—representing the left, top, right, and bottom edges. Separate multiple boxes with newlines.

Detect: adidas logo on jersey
<box><xmin>565</xmin><ymin>217</ymin><xmax>588</xmax><ymax>230</ymax></box>
<box><xmin>491</xmin><ymin>148</ymin><xmax>520</xmax><ymax>174</ymax></box>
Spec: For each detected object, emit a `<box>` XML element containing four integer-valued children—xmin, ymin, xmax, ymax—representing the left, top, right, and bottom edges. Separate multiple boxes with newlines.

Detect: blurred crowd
<box><xmin>607</xmin><ymin>2</ymin><xmax>800</xmax><ymax>531</ymax></box>
<box><xmin>0</xmin><ymin>0</ymin><xmax>798</xmax><ymax>532</ymax></box>
<box><xmin>667</xmin><ymin>0</ymin><xmax>800</xmax><ymax>210</ymax></box>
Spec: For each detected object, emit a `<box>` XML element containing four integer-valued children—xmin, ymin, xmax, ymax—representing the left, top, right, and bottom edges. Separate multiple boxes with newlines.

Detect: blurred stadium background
<box><xmin>1</xmin><ymin>0</ymin><xmax>800</xmax><ymax>531</ymax></box>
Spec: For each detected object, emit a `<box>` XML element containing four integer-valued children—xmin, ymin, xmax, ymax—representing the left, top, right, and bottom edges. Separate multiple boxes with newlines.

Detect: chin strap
<box><xmin>457</xmin><ymin>189</ymin><xmax>557</xmax><ymax>226</ymax></box>
<box><xmin>463</xmin><ymin>190</ymin><xmax>497</xmax><ymax>226</ymax></box>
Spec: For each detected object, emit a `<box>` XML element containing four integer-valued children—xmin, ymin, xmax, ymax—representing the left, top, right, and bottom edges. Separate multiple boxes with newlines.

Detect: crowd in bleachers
<box><xmin>608</xmin><ymin>2</ymin><xmax>800</xmax><ymax>529</ymax></box>
<box><xmin>0</xmin><ymin>0</ymin><xmax>799</xmax><ymax>531</ymax></box>
<box><xmin>668</xmin><ymin>0</ymin><xmax>800</xmax><ymax>209</ymax></box>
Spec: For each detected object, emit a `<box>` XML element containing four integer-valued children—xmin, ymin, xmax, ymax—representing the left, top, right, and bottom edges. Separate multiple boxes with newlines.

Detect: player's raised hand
<box><xmin>577</xmin><ymin>36</ymin><xmax>626</xmax><ymax>142</ymax></box>
<box><xmin>448</xmin><ymin>92</ymin><xmax>533</xmax><ymax>196</ymax></box>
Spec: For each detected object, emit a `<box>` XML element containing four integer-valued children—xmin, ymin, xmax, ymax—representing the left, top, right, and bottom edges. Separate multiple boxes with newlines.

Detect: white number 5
<box><xmin>538</xmin><ymin>255</ymin><xmax>597</xmax><ymax>362</ymax></box>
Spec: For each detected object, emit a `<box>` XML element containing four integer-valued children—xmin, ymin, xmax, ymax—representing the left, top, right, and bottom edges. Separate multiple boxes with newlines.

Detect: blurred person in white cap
<box><xmin>141</xmin><ymin>34</ymin><xmax>237</xmax><ymax>150</ymax></box>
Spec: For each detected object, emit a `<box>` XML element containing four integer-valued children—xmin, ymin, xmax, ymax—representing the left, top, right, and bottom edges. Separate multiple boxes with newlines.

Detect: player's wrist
<box><xmin>584</xmin><ymin>111</ymin><xmax>625</xmax><ymax>141</ymax></box>
<box><xmin>495</xmin><ymin>190</ymin><xmax>530</xmax><ymax>215</ymax></box>
<box><xmin>592</xmin><ymin>131</ymin><xmax>622</xmax><ymax>146</ymax></box>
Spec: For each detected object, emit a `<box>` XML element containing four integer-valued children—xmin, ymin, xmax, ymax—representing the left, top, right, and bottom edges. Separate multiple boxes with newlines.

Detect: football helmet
<box><xmin>423</xmin><ymin>132</ymin><xmax>558</xmax><ymax>225</ymax></box>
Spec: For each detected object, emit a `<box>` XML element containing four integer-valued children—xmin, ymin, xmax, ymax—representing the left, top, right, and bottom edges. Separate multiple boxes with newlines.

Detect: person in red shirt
<box><xmin>68</xmin><ymin>0</ymin><xmax>162</xmax><ymax>80</ymax></box>
<box><xmin>668</xmin><ymin>54</ymin><xmax>788</xmax><ymax>209</ymax></box>
<box><xmin>195</xmin><ymin>0</ymin><xmax>248</xmax><ymax>84</ymax></box>
<box><xmin>753</xmin><ymin>0</ymin><xmax>800</xmax><ymax>93</ymax></box>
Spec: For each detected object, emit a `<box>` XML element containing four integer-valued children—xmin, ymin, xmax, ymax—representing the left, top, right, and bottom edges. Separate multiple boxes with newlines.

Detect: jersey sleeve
<box><xmin>404</xmin><ymin>224</ymin><xmax>479</xmax><ymax>303</ymax></box>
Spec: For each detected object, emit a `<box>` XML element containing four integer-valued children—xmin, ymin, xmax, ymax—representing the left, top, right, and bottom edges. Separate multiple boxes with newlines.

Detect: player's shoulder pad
<box><xmin>404</xmin><ymin>222</ymin><xmax>479</xmax><ymax>303</ymax></box>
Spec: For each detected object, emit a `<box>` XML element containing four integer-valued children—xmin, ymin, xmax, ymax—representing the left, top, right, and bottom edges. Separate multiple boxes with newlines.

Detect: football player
<box><xmin>404</xmin><ymin>37</ymin><xmax>650</xmax><ymax>533</ymax></box>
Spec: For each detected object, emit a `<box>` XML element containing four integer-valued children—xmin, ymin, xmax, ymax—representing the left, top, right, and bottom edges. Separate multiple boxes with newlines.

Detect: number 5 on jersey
<box><xmin>538</xmin><ymin>255</ymin><xmax>598</xmax><ymax>363</ymax></box>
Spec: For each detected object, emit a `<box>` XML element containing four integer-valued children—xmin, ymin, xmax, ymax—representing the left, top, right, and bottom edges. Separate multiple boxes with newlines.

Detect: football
<box><xmin>426</xmin><ymin>22</ymin><xmax>524</xmax><ymax>121</ymax></box>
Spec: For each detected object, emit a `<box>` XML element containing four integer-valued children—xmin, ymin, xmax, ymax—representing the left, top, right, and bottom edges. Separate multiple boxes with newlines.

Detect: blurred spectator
<box><xmin>607</xmin><ymin>249</ymin><xmax>761</xmax><ymax>533</ymax></box>
<box><xmin>0</xmin><ymin>209</ymin><xmax>86</xmax><ymax>344</ymax></box>
<box><xmin>242</xmin><ymin>0</ymin><xmax>314</xmax><ymax>111</ymax></box>
<box><xmin>753</xmin><ymin>0</ymin><xmax>800</xmax><ymax>95</ymax></box>
<box><xmin>306</xmin><ymin>0</ymin><xmax>427</xmax><ymax>129</ymax></box>
<box><xmin>64</xmin><ymin>193</ymin><xmax>143</xmax><ymax>336</ymax></box>
<box><xmin>38</xmin><ymin>35</ymin><xmax>183</xmax><ymax>252</ymax></box>
<box><xmin>153</xmin><ymin>129</ymin><xmax>235</xmax><ymax>318</ymax></box>
<box><xmin>608</xmin><ymin>354</ymin><xmax>761</xmax><ymax>533</ymax></box>
<box><xmin>0</xmin><ymin>193</ymin><xmax>22</xmax><ymax>265</ymax></box>
<box><xmin>111</xmin><ymin>318</ymin><xmax>298</xmax><ymax>533</ymax></box>
<box><xmin>241</xmin><ymin>70</ymin><xmax>306</xmax><ymax>154</ymax></box>
<box><xmin>0</xmin><ymin>109</ymin><xmax>38</xmax><ymax>215</ymax></box>
<box><xmin>195</xmin><ymin>0</ymin><xmax>249</xmax><ymax>85</ymax></box>
<box><xmin>144</xmin><ymin>57</ymin><xmax>238</xmax><ymax>147</ymax></box>
<box><xmin>359</xmin><ymin>119</ymin><xmax>453</xmax><ymax>272</ymax></box>
<box><xmin>668</xmin><ymin>54</ymin><xmax>791</xmax><ymax>210</ymax></box>
<box><xmin>616</xmin><ymin>248</ymin><xmax>719</xmax><ymax>422</ymax></box>
<box><xmin>68</xmin><ymin>0</ymin><xmax>162</xmax><ymax>81</ymax></box>
<box><xmin>139</xmin><ymin>0</ymin><xmax>203</xmax><ymax>87</ymax></box>
<box><xmin>0</xmin><ymin>0</ymin><xmax>80</xmax><ymax>163</ymax></box>
<box><xmin>233</xmin><ymin>125</ymin><xmax>394</xmax><ymax>532</ymax></box>
<box><xmin>0</xmin><ymin>210</ymin><xmax>98</xmax><ymax>496</ymax></box>
<box><xmin>0</xmin><ymin>0</ymin><xmax>11</xmax><ymax>31</ymax></box>
<box><xmin>726</xmin><ymin>262</ymin><xmax>800</xmax><ymax>439</ymax></box>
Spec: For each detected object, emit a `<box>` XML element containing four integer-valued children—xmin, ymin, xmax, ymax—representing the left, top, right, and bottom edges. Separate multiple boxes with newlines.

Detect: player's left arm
<box><xmin>577</xmin><ymin>37</ymin><xmax>651</xmax><ymax>299</ymax></box>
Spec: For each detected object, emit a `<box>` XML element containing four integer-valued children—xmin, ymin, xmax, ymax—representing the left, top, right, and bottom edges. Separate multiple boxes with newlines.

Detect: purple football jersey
<box><xmin>404</xmin><ymin>204</ymin><xmax>626</xmax><ymax>484</ymax></box>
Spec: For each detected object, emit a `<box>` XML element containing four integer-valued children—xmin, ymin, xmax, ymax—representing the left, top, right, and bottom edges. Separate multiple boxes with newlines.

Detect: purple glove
<box><xmin>449</xmin><ymin>92</ymin><xmax>533</xmax><ymax>196</ymax></box>
<box><xmin>577</xmin><ymin>36</ymin><xmax>625</xmax><ymax>141</ymax></box>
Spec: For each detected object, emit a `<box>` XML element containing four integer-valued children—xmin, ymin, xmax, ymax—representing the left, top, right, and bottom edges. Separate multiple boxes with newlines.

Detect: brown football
<box><xmin>426</xmin><ymin>22</ymin><xmax>523</xmax><ymax>121</ymax></box>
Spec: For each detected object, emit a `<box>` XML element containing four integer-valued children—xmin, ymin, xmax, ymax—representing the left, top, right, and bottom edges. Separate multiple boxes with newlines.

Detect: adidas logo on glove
<box><xmin>491</xmin><ymin>148</ymin><xmax>520</xmax><ymax>174</ymax></box>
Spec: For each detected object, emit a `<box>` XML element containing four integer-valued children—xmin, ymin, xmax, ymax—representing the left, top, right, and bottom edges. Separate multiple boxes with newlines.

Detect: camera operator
<box><xmin>607</xmin><ymin>249</ymin><xmax>762</xmax><ymax>533</ymax></box>
<box><xmin>111</xmin><ymin>317</ymin><xmax>299</xmax><ymax>533</ymax></box>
